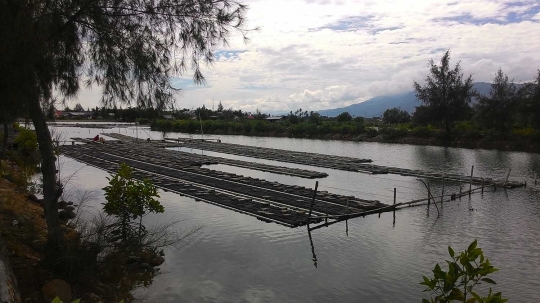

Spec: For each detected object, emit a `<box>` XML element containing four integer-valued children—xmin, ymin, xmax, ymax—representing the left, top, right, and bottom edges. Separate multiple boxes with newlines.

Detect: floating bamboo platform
<box><xmin>171</xmin><ymin>138</ymin><xmax>525</xmax><ymax>188</ymax></box>
<box><xmin>99</xmin><ymin>134</ymin><xmax>328</xmax><ymax>179</ymax></box>
<box><xmin>60</xmin><ymin>141</ymin><xmax>385</xmax><ymax>227</ymax></box>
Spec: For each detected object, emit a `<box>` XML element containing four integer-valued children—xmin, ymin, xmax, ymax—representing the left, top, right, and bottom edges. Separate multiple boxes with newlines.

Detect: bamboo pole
<box><xmin>505</xmin><ymin>168</ymin><xmax>512</xmax><ymax>187</ymax></box>
<box><xmin>469</xmin><ymin>165</ymin><xmax>474</xmax><ymax>197</ymax></box>
<box><xmin>393</xmin><ymin>188</ymin><xmax>397</xmax><ymax>205</ymax></box>
<box><xmin>481</xmin><ymin>178</ymin><xmax>484</xmax><ymax>194</ymax></box>
<box><xmin>306</xmin><ymin>181</ymin><xmax>319</xmax><ymax>224</ymax></box>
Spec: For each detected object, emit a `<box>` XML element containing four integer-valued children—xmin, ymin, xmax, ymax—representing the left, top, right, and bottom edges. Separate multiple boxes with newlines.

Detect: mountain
<box><xmin>317</xmin><ymin>82</ymin><xmax>494</xmax><ymax>118</ymax></box>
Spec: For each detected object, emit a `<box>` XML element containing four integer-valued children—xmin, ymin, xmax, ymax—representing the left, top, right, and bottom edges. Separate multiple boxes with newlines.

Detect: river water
<box><xmin>53</xmin><ymin>124</ymin><xmax>540</xmax><ymax>302</ymax></box>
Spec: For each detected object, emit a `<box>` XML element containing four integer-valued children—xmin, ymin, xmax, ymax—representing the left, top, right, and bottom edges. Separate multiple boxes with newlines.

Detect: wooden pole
<box><xmin>469</xmin><ymin>165</ymin><xmax>474</xmax><ymax>197</ymax></box>
<box><xmin>307</xmin><ymin>181</ymin><xmax>319</xmax><ymax>224</ymax></box>
<box><xmin>441</xmin><ymin>180</ymin><xmax>445</xmax><ymax>207</ymax></box>
<box><xmin>481</xmin><ymin>178</ymin><xmax>484</xmax><ymax>194</ymax></box>
<box><xmin>505</xmin><ymin>168</ymin><xmax>512</xmax><ymax>187</ymax></box>
<box><xmin>459</xmin><ymin>185</ymin><xmax>462</xmax><ymax>200</ymax></box>
<box><xmin>393</xmin><ymin>188</ymin><xmax>397</xmax><ymax>206</ymax></box>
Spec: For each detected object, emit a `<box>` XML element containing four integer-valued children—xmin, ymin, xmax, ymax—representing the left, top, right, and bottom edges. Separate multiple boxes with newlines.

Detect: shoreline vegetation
<box><xmin>0</xmin><ymin>128</ymin><xmax>188</xmax><ymax>302</ymax></box>
<box><xmin>149</xmin><ymin>119</ymin><xmax>540</xmax><ymax>154</ymax></box>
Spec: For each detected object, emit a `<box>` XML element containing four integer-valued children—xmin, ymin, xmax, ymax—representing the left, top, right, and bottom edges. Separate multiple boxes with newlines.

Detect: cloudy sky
<box><xmin>73</xmin><ymin>0</ymin><xmax>540</xmax><ymax>113</ymax></box>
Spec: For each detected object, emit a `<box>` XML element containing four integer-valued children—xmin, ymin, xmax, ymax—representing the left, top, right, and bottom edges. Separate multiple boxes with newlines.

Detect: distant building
<box><xmin>66</xmin><ymin>111</ymin><xmax>93</xmax><ymax>119</ymax></box>
<box><xmin>265</xmin><ymin>116</ymin><xmax>284</xmax><ymax>123</ymax></box>
<box><xmin>160</xmin><ymin>114</ymin><xmax>174</xmax><ymax>120</ymax></box>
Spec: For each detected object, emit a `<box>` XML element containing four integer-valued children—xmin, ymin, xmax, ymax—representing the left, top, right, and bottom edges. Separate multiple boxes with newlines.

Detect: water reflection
<box><xmin>53</xmin><ymin>127</ymin><xmax>540</xmax><ymax>302</ymax></box>
<box><xmin>307</xmin><ymin>226</ymin><xmax>318</xmax><ymax>268</ymax></box>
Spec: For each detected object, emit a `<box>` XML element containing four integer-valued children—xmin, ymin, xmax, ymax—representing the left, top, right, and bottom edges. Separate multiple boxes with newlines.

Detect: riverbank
<box><xmin>149</xmin><ymin>119</ymin><xmax>540</xmax><ymax>154</ymax></box>
<box><xmin>0</xmin><ymin>160</ymin><xmax>163</xmax><ymax>302</ymax></box>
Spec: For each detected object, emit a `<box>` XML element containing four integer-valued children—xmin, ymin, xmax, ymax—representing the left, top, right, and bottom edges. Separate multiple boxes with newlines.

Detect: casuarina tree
<box><xmin>414</xmin><ymin>50</ymin><xmax>475</xmax><ymax>135</ymax></box>
<box><xmin>0</xmin><ymin>0</ymin><xmax>250</xmax><ymax>248</ymax></box>
<box><xmin>475</xmin><ymin>69</ymin><xmax>518</xmax><ymax>133</ymax></box>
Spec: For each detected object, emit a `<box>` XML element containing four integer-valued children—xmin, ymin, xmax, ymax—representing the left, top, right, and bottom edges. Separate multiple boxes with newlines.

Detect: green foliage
<box><xmin>383</xmin><ymin>108</ymin><xmax>411</xmax><ymax>124</ymax></box>
<box><xmin>380</xmin><ymin>126</ymin><xmax>407</xmax><ymax>139</ymax></box>
<box><xmin>420</xmin><ymin>240</ymin><xmax>507</xmax><ymax>303</ymax></box>
<box><xmin>336</xmin><ymin>112</ymin><xmax>353</xmax><ymax>123</ymax></box>
<box><xmin>475</xmin><ymin>69</ymin><xmax>518</xmax><ymax>133</ymax></box>
<box><xmin>13</xmin><ymin>128</ymin><xmax>38</xmax><ymax>156</ymax></box>
<box><xmin>103</xmin><ymin>163</ymin><xmax>163</xmax><ymax>243</ymax></box>
<box><xmin>453</xmin><ymin>121</ymin><xmax>482</xmax><ymax>139</ymax></box>
<box><xmin>414</xmin><ymin>50</ymin><xmax>475</xmax><ymax>133</ymax></box>
<box><xmin>151</xmin><ymin>118</ymin><xmax>366</xmax><ymax>138</ymax></box>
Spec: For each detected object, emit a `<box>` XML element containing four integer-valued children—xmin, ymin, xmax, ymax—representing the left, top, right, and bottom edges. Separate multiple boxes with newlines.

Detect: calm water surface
<box><xmin>53</xmin><ymin>125</ymin><xmax>540</xmax><ymax>302</ymax></box>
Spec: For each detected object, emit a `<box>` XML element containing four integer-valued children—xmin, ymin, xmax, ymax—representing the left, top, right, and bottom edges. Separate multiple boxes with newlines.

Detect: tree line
<box><xmin>382</xmin><ymin>50</ymin><xmax>540</xmax><ymax>138</ymax></box>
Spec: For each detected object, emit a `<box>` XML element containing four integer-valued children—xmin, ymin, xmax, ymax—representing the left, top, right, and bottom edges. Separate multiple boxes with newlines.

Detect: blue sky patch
<box><xmin>435</xmin><ymin>3</ymin><xmax>539</xmax><ymax>25</ymax></box>
<box><xmin>310</xmin><ymin>15</ymin><xmax>376</xmax><ymax>32</ymax></box>
<box><xmin>170</xmin><ymin>77</ymin><xmax>211</xmax><ymax>90</ymax></box>
<box><xmin>215</xmin><ymin>50</ymin><xmax>246</xmax><ymax>60</ymax></box>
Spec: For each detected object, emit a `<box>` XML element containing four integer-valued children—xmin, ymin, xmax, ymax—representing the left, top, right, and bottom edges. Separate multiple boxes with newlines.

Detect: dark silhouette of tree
<box><xmin>74</xmin><ymin>103</ymin><xmax>85</xmax><ymax>112</ymax></box>
<box><xmin>336</xmin><ymin>111</ymin><xmax>352</xmax><ymax>123</ymax></box>
<box><xmin>308</xmin><ymin>112</ymin><xmax>322</xmax><ymax>125</ymax></box>
<box><xmin>217</xmin><ymin>101</ymin><xmax>224</xmax><ymax>112</ymax></box>
<box><xmin>414</xmin><ymin>50</ymin><xmax>475</xmax><ymax>134</ymax></box>
<box><xmin>1</xmin><ymin>0</ymin><xmax>250</xmax><ymax>248</ymax></box>
<box><xmin>475</xmin><ymin>69</ymin><xmax>518</xmax><ymax>133</ymax></box>
<box><xmin>382</xmin><ymin>108</ymin><xmax>411</xmax><ymax>124</ymax></box>
<box><xmin>516</xmin><ymin>70</ymin><xmax>540</xmax><ymax>129</ymax></box>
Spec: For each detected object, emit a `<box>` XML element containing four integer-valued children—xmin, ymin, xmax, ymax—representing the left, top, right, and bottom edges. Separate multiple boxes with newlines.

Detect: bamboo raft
<box><xmin>60</xmin><ymin>141</ymin><xmax>385</xmax><ymax>227</ymax></box>
<box><xmin>97</xmin><ymin>135</ymin><xmax>328</xmax><ymax>179</ymax></box>
<box><xmin>171</xmin><ymin>138</ymin><xmax>525</xmax><ymax>188</ymax></box>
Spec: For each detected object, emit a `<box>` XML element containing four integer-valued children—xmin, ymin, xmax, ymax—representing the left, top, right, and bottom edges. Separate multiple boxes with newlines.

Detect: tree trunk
<box><xmin>29</xmin><ymin>98</ymin><xmax>63</xmax><ymax>248</ymax></box>
<box><xmin>1</xmin><ymin>120</ymin><xmax>7</xmax><ymax>159</ymax></box>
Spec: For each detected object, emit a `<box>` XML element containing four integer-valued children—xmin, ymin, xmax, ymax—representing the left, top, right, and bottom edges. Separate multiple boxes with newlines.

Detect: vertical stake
<box><xmin>459</xmin><ymin>185</ymin><xmax>462</xmax><ymax>200</ymax></box>
<box><xmin>505</xmin><ymin>168</ymin><xmax>512</xmax><ymax>188</ymax></box>
<box><xmin>481</xmin><ymin>178</ymin><xmax>484</xmax><ymax>194</ymax></box>
<box><xmin>393</xmin><ymin>188</ymin><xmax>397</xmax><ymax>206</ymax></box>
<box><xmin>307</xmin><ymin>181</ymin><xmax>319</xmax><ymax>224</ymax></box>
<box><xmin>469</xmin><ymin>165</ymin><xmax>474</xmax><ymax>197</ymax></box>
<box><xmin>441</xmin><ymin>179</ymin><xmax>445</xmax><ymax>207</ymax></box>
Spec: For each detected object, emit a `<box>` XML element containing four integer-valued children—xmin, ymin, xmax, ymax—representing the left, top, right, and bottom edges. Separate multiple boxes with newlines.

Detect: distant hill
<box><xmin>317</xmin><ymin>82</ymin><xmax>494</xmax><ymax>118</ymax></box>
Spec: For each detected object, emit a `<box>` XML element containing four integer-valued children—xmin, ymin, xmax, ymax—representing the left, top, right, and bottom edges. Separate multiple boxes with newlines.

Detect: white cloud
<box><xmin>71</xmin><ymin>0</ymin><xmax>540</xmax><ymax>113</ymax></box>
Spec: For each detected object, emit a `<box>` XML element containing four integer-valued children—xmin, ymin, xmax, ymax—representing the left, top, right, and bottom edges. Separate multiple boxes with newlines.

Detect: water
<box><xmin>52</xmin><ymin>125</ymin><xmax>540</xmax><ymax>302</ymax></box>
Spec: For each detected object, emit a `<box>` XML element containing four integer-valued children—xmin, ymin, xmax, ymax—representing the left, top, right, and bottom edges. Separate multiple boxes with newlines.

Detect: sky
<box><xmin>72</xmin><ymin>0</ymin><xmax>540</xmax><ymax>113</ymax></box>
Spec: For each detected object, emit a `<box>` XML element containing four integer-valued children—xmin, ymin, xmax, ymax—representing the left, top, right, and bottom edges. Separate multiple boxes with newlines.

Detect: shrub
<box><xmin>14</xmin><ymin>128</ymin><xmax>38</xmax><ymax>156</ymax></box>
<box><xmin>411</xmin><ymin>126</ymin><xmax>432</xmax><ymax>138</ymax></box>
<box><xmin>420</xmin><ymin>240</ymin><xmax>507</xmax><ymax>303</ymax></box>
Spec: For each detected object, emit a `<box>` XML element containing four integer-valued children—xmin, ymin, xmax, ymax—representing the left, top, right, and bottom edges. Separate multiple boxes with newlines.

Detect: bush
<box><xmin>420</xmin><ymin>240</ymin><xmax>507</xmax><ymax>303</ymax></box>
<box><xmin>411</xmin><ymin>126</ymin><xmax>432</xmax><ymax>138</ymax></box>
<box><xmin>512</xmin><ymin>127</ymin><xmax>536</xmax><ymax>138</ymax></box>
<box><xmin>380</xmin><ymin>127</ymin><xmax>407</xmax><ymax>139</ymax></box>
<box><xmin>365</xmin><ymin>127</ymin><xmax>379</xmax><ymax>138</ymax></box>
<box><xmin>14</xmin><ymin>128</ymin><xmax>38</xmax><ymax>156</ymax></box>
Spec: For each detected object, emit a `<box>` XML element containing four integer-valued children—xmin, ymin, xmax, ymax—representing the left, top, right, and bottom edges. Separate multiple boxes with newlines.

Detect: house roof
<box><xmin>68</xmin><ymin>111</ymin><xmax>93</xmax><ymax>116</ymax></box>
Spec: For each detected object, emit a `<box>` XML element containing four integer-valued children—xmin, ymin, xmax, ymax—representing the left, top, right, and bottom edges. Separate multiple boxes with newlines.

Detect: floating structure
<box><xmin>102</xmin><ymin>134</ymin><xmax>328</xmax><ymax>179</ymax></box>
<box><xmin>171</xmin><ymin>138</ymin><xmax>525</xmax><ymax>188</ymax></box>
<box><xmin>60</xmin><ymin>140</ymin><xmax>385</xmax><ymax>227</ymax></box>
